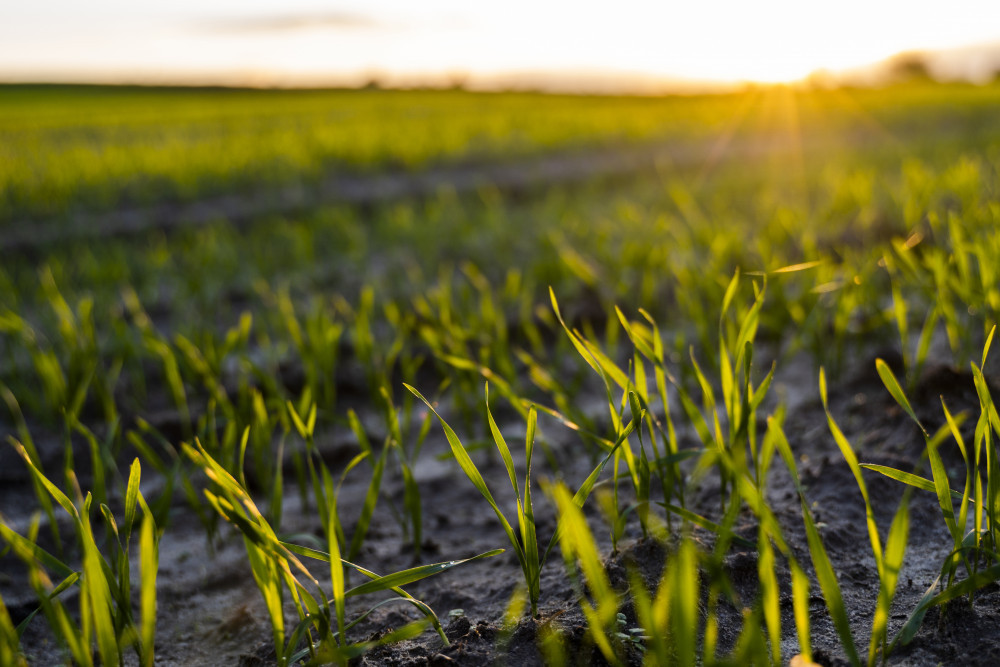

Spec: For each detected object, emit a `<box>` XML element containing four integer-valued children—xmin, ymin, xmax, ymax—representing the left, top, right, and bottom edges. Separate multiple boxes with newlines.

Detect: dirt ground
<box><xmin>4</xmin><ymin>340</ymin><xmax>1000</xmax><ymax>667</ymax></box>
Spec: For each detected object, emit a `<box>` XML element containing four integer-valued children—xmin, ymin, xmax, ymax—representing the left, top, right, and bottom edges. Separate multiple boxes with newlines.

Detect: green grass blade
<box><xmin>615</xmin><ymin>306</ymin><xmax>658</xmax><ymax>362</ymax></box>
<box><xmin>139</xmin><ymin>512</ymin><xmax>158</xmax><ymax>667</ymax></box>
<box><xmin>869</xmin><ymin>491</ymin><xmax>910</xmax><ymax>664</ymax></box>
<box><xmin>671</xmin><ymin>539</ymin><xmax>700</xmax><ymax>667</ymax></box>
<box><xmin>269</xmin><ymin>437</ymin><xmax>285</xmax><ymax>532</ymax></box>
<box><xmin>0</xmin><ymin>591</ymin><xmax>27</xmax><ymax>667</ymax></box>
<box><xmin>124</xmin><ymin>458</ymin><xmax>141</xmax><ymax>544</ymax></box>
<box><xmin>400</xmin><ymin>461</ymin><xmax>422</xmax><ymax>554</ymax></box>
<box><xmin>720</xmin><ymin>267</ymin><xmax>741</xmax><ymax>316</ymax></box>
<box><xmin>549</xmin><ymin>288</ymin><xmax>607</xmax><ymax>382</ymax></box>
<box><xmin>541</xmin><ymin>418</ymin><xmax>634</xmax><ymax>564</ymax></box>
<box><xmin>0</xmin><ymin>522</ymin><xmax>76</xmax><ymax>578</ymax></box>
<box><xmin>942</xmin><ymin>399</ymin><xmax>974</xmax><ymax>553</ymax></box>
<box><xmin>348</xmin><ymin>447</ymin><xmax>386</xmax><ymax>561</ymax></box>
<box><xmin>573</xmin><ymin>418</ymin><xmax>634</xmax><ymax>507</ymax></box>
<box><xmin>437</xmin><ymin>355</ymin><xmax>528</xmax><ymax>419</ymax></box>
<box><xmin>758</xmin><ymin>531</ymin><xmax>781</xmax><ymax>666</ymax></box>
<box><xmin>281</xmin><ymin>541</ymin><xmax>449</xmax><ymax>643</ymax></box>
<box><xmin>549</xmin><ymin>482</ymin><xmax>618</xmax><ymax>665</ymax></box>
<box><xmin>820</xmin><ymin>368</ymin><xmax>884</xmax><ymax>578</ymax></box>
<box><xmin>801</xmin><ymin>498</ymin><xmax>860</xmax><ymax>667</ymax></box>
<box><xmin>347</xmin><ymin>409</ymin><xmax>372</xmax><ymax>456</ymax></box>
<box><xmin>789</xmin><ymin>560</ymin><xmax>812</xmax><ymax>663</ymax></box>
<box><xmin>982</xmin><ymin>324</ymin><xmax>996</xmax><ymax>370</ymax></box>
<box><xmin>13</xmin><ymin>571</ymin><xmax>80</xmax><ymax>638</ymax></box>
<box><xmin>627</xmin><ymin>568</ymin><xmax>662</xmax><ymax>663</ymax></box>
<box><xmin>875</xmin><ymin>359</ymin><xmax>927</xmax><ymax>436</ymax></box>
<box><xmin>345</xmin><ymin>549</ymin><xmax>505</xmax><ymax>597</ymax></box>
<box><xmin>485</xmin><ymin>383</ymin><xmax>521</xmax><ymax>501</ymax></box>
<box><xmin>860</xmin><ymin>464</ymin><xmax>969</xmax><ymax>504</ymax></box>
<box><xmin>522</xmin><ymin>406</ymin><xmax>540</xmax><ymax>613</ymax></box>
<box><xmin>328</xmin><ymin>496</ymin><xmax>347</xmax><ymax>648</ymax></box>
<box><xmin>659</xmin><ymin>503</ymin><xmax>755</xmax><ymax>548</ymax></box>
<box><xmin>237</xmin><ymin>426</ymin><xmax>251</xmax><ymax>490</ymax></box>
<box><xmin>405</xmin><ymin>384</ymin><xmax>524</xmax><ymax>563</ymax></box>
<box><xmin>893</xmin><ymin>562</ymin><xmax>1000</xmax><ymax>650</ymax></box>
<box><xmin>926</xmin><ymin>423</ymin><xmax>960</xmax><ymax>542</ymax></box>
<box><xmin>79</xmin><ymin>502</ymin><xmax>120</xmax><ymax>667</ymax></box>
<box><xmin>888</xmin><ymin>572</ymin><xmax>941</xmax><ymax>651</ymax></box>
<box><xmin>11</xmin><ymin>442</ymin><xmax>78</xmax><ymax>520</ymax></box>
<box><xmin>287</xmin><ymin>400</ymin><xmax>311</xmax><ymax>441</ymax></box>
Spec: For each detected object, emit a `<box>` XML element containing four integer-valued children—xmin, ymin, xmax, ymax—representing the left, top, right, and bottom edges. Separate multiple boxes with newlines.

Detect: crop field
<box><xmin>2</xmin><ymin>81</ymin><xmax>1000</xmax><ymax>666</ymax></box>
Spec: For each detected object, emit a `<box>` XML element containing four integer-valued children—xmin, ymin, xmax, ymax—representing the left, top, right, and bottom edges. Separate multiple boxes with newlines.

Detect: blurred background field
<box><xmin>4</xmin><ymin>81</ymin><xmax>1000</xmax><ymax>225</ymax></box>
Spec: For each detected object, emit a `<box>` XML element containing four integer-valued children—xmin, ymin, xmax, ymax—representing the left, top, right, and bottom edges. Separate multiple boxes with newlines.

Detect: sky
<box><xmin>3</xmin><ymin>1</ymin><xmax>1000</xmax><ymax>90</ymax></box>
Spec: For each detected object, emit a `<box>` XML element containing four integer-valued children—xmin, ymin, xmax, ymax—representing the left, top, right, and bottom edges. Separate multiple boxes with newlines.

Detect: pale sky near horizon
<box><xmin>2</xmin><ymin>1</ymin><xmax>1000</xmax><ymax>88</ymax></box>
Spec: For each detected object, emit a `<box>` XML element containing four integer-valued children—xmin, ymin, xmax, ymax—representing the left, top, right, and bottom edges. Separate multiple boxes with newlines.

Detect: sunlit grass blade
<box><xmin>0</xmin><ymin>591</ymin><xmax>27</xmax><ymax>667</ymax></box>
<box><xmin>757</xmin><ymin>530</ymin><xmax>781</xmax><ymax>666</ymax></box>
<box><xmin>522</xmin><ymin>406</ymin><xmax>541</xmax><ymax>615</ymax></box>
<box><xmin>269</xmin><ymin>437</ymin><xmax>285</xmax><ymax>531</ymax></box>
<box><xmin>79</xmin><ymin>495</ymin><xmax>120</xmax><ymax>667</ymax></box>
<box><xmin>550</xmin><ymin>288</ymin><xmax>629</xmax><ymax>392</ymax></box>
<box><xmin>790</xmin><ymin>560</ymin><xmax>812</xmax><ymax>664</ymax></box>
<box><xmin>541</xmin><ymin>416</ymin><xmax>634</xmax><ymax>563</ymax></box>
<box><xmin>486</xmin><ymin>383</ymin><xmax>521</xmax><ymax>503</ymax></box>
<box><xmin>942</xmin><ymin>398</ymin><xmax>974</xmax><ymax>578</ymax></box>
<box><xmin>772</xmin><ymin>409</ymin><xmax>860</xmax><ymax>666</ymax></box>
<box><xmin>11</xmin><ymin>441</ymin><xmax>79</xmax><ymax>520</ymax></box>
<box><xmin>124</xmin><ymin>457</ymin><xmax>141</xmax><ymax>543</ymax></box>
<box><xmin>875</xmin><ymin>358</ymin><xmax>927</xmax><ymax>436</ymax></box>
<box><xmin>548</xmin><ymin>481</ymin><xmax>619</xmax><ymax>665</ymax></box>
<box><xmin>627</xmin><ymin>568</ymin><xmax>669</xmax><ymax>666</ymax></box>
<box><xmin>307</xmin><ymin>617</ymin><xmax>433</xmax><ymax>664</ymax></box>
<box><xmin>801</xmin><ymin>497</ymin><xmax>861</xmax><ymax>667</ymax></box>
<box><xmin>9</xmin><ymin>518</ymin><xmax>89</xmax><ymax>666</ymax></box>
<box><xmin>820</xmin><ymin>368</ymin><xmax>884</xmax><ymax>580</ymax></box>
<box><xmin>869</xmin><ymin>490</ymin><xmax>910</xmax><ymax>664</ymax></box>
<box><xmin>348</xmin><ymin>446</ymin><xmax>387</xmax><ymax>561</ymax></box>
<box><xmin>1</xmin><ymin>388</ymin><xmax>62</xmax><ymax>551</ymax></box>
<box><xmin>328</xmin><ymin>494</ymin><xmax>347</xmax><ymax>655</ymax></box>
<box><xmin>0</xmin><ymin>521</ymin><xmax>76</xmax><ymax>579</ymax></box>
<box><xmin>888</xmin><ymin>571</ymin><xmax>942</xmax><ymax>652</ymax></box>
<box><xmin>344</xmin><ymin>549</ymin><xmax>505</xmax><ymax>597</ymax></box>
<box><xmin>658</xmin><ymin>503</ymin><xmax>754</xmax><ymax>548</ymax></box>
<box><xmin>982</xmin><ymin>324</ymin><xmax>996</xmax><ymax>371</ymax></box>
<box><xmin>404</xmin><ymin>383</ymin><xmax>523</xmax><ymax>563</ymax></box>
<box><xmin>13</xmin><ymin>570</ymin><xmax>80</xmax><ymax>638</ymax></box>
<box><xmin>280</xmin><ymin>541</ymin><xmax>448</xmax><ymax>642</ymax></box>
<box><xmin>139</xmin><ymin>510</ymin><xmax>157</xmax><ymax>667</ymax></box>
<box><xmin>671</xmin><ymin>539</ymin><xmax>700</xmax><ymax>667</ymax></box>
<box><xmin>892</xmin><ymin>561</ymin><xmax>1000</xmax><ymax>651</ymax></box>
<box><xmin>860</xmin><ymin>464</ymin><xmax>968</xmax><ymax>502</ymax></box>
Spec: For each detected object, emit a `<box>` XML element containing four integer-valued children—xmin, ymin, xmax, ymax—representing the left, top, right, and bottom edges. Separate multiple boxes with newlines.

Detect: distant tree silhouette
<box><xmin>445</xmin><ymin>71</ymin><xmax>469</xmax><ymax>91</ymax></box>
<box><xmin>887</xmin><ymin>52</ymin><xmax>934</xmax><ymax>82</ymax></box>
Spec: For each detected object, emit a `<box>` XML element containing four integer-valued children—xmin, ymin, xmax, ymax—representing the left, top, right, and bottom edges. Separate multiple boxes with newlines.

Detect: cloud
<box><xmin>197</xmin><ymin>12</ymin><xmax>383</xmax><ymax>34</ymax></box>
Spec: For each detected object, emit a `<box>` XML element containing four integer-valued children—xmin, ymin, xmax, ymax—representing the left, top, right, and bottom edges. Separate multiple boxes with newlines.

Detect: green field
<box><xmin>3</xmin><ymin>82</ymin><xmax>1000</xmax><ymax>666</ymax></box>
<box><xmin>4</xmin><ymin>82</ymin><xmax>1000</xmax><ymax>223</ymax></box>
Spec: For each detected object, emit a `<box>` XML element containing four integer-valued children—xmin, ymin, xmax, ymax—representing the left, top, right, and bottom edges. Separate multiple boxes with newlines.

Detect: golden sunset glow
<box><xmin>1</xmin><ymin>0</ymin><xmax>999</xmax><ymax>87</ymax></box>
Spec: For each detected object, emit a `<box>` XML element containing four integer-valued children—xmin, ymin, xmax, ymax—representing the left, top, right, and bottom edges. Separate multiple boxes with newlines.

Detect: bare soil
<box><xmin>4</xmin><ymin>345</ymin><xmax>1000</xmax><ymax>666</ymax></box>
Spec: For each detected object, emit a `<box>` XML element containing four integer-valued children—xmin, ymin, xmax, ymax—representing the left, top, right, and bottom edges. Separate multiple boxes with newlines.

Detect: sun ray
<box><xmin>689</xmin><ymin>88</ymin><xmax>764</xmax><ymax>187</ymax></box>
